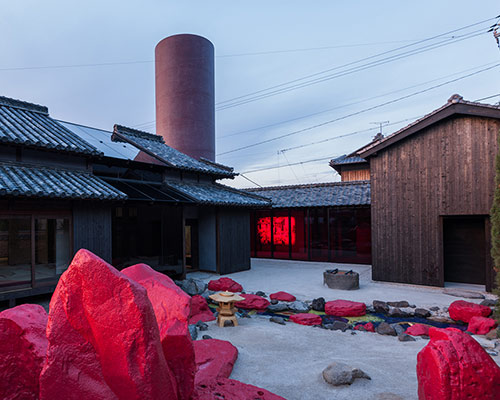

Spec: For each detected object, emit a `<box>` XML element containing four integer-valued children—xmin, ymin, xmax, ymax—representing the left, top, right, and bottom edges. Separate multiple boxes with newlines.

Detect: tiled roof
<box><xmin>112</xmin><ymin>125</ymin><xmax>235</xmax><ymax>177</ymax></box>
<box><xmin>330</xmin><ymin>154</ymin><xmax>367</xmax><ymax>165</ymax></box>
<box><xmin>245</xmin><ymin>181</ymin><xmax>370</xmax><ymax>208</ymax></box>
<box><xmin>0</xmin><ymin>96</ymin><xmax>101</xmax><ymax>156</ymax></box>
<box><xmin>165</xmin><ymin>180</ymin><xmax>271</xmax><ymax>207</ymax></box>
<box><xmin>359</xmin><ymin>95</ymin><xmax>500</xmax><ymax>158</ymax></box>
<box><xmin>0</xmin><ymin>162</ymin><xmax>126</xmax><ymax>200</ymax></box>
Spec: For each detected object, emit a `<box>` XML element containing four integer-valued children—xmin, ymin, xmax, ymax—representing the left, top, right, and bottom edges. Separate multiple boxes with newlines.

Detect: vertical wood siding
<box><xmin>73</xmin><ymin>203</ymin><xmax>112</xmax><ymax>262</ymax></box>
<box><xmin>370</xmin><ymin>116</ymin><xmax>500</xmax><ymax>287</ymax></box>
<box><xmin>217</xmin><ymin>208</ymin><xmax>251</xmax><ymax>274</ymax></box>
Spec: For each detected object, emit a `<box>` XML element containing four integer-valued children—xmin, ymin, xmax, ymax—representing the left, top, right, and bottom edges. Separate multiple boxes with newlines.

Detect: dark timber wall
<box><xmin>73</xmin><ymin>203</ymin><xmax>112</xmax><ymax>262</ymax></box>
<box><xmin>370</xmin><ymin>115</ymin><xmax>500</xmax><ymax>290</ymax></box>
<box><xmin>217</xmin><ymin>208</ymin><xmax>251</xmax><ymax>274</ymax></box>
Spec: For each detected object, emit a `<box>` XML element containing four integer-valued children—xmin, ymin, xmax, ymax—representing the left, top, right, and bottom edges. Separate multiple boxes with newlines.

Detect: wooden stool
<box><xmin>209</xmin><ymin>291</ymin><xmax>244</xmax><ymax>328</ymax></box>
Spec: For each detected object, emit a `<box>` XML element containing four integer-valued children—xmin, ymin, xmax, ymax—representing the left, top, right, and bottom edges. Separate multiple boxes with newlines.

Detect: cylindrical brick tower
<box><xmin>155</xmin><ymin>34</ymin><xmax>215</xmax><ymax>161</ymax></box>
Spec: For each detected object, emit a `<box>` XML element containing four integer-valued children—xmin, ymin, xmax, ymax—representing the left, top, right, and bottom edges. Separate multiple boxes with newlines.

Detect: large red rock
<box><xmin>189</xmin><ymin>295</ymin><xmax>216</xmax><ymax>324</ymax></box>
<box><xmin>325</xmin><ymin>300</ymin><xmax>366</xmax><ymax>317</ymax></box>
<box><xmin>270</xmin><ymin>291</ymin><xmax>296</xmax><ymax>302</ymax></box>
<box><xmin>467</xmin><ymin>316</ymin><xmax>498</xmax><ymax>335</ymax></box>
<box><xmin>448</xmin><ymin>300</ymin><xmax>492</xmax><ymax>323</ymax></box>
<box><xmin>417</xmin><ymin>327</ymin><xmax>500</xmax><ymax>400</ymax></box>
<box><xmin>406</xmin><ymin>323</ymin><xmax>431</xmax><ymax>337</ymax></box>
<box><xmin>194</xmin><ymin>377</ymin><xmax>286</xmax><ymax>400</ymax></box>
<box><xmin>208</xmin><ymin>277</ymin><xmax>243</xmax><ymax>293</ymax></box>
<box><xmin>123</xmin><ymin>263</ymin><xmax>195</xmax><ymax>400</ymax></box>
<box><xmin>39</xmin><ymin>249</ymin><xmax>178</xmax><ymax>400</ymax></box>
<box><xmin>193</xmin><ymin>339</ymin><xmax>238</xmax><ymax>384</ymax></box>
<box><xmin>235</xmin><ymin>294</ymin><xmax>270</xmax><ymax>311</ymax></box>
<box><xmin>0</xmin><ymin>304</ymin><xmax>48</xmax><ymax>400</ymax></box>
<box><xmin>289</xmin><ymin>313</ymin><xmax>322</xmax><ymax>326</ymax></box>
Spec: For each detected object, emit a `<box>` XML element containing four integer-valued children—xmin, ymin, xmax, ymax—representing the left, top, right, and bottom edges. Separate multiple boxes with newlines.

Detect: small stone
<box><xmin>374</xmin><ymin>393</ymin><xmax>405</xmax><ymax>400</ymax></box>
<box><xmin>388</xmin><ymin>307</ymin><xmax>409</xmax><ymax>318</ymax></box>
<box><xmin>398</xmin><ymin>333</ymin><xmax>416</xmax><ymax>342</ymax></box>
<box><xmin>270</xmin><ymin>317</ymin><xmax>286</xmax><ymax>325</ymax></box>
<box><xmin>323</xmin><ymin>323</ymin><xmax>334</xmax><ymax>330</ymax></box>
<box><xmin>366</xmin><ymin>305</ymin><xmax>375</xmax><ymax>313</ymax></box>
<box><xmin>267</xmin><ymin>303</ymin><xmax>289</xmax><ymax>313</ymax></box>
<box><xmin>255</xmin><ymin>291</ymin><xmax>266</xmax><ymax>297</ymax></box>
<box><xmin>351</xmin><ymin>331</ymin><xmax>356</xmax><ymax>335</ymax></box>
<box><xmin>196</xmin><ymin>321</ymin><xmax>208</xmax><ymax>331</ymax></box>
<box><xmin>330</xmin><ymin>321</ymin><xmax>349</xmax><ymax>332</ymax></box>
<box><xmin>373</xmin><ymin>300</ymin><xmax>389</xmax><ymax>314</ymax></box>
<box><xmin>322</xmin><ymin>362</ymin><xmax>371</xmax><ymax>386</ymax></box>
<box><xmin>312</xmin><ymin>297</ymin><xmax>326</xmax><ymax>312</ymax></box>
<box><xmin>429</xmin><ymin>306</ymin><xmax>440</xmax><ymax>311</ymax></box>
<box><xmin>178</xmin><ymin>278</ymin><xmax>207</xmax><ymax>296</ymax></box>
<box><xmin>481</xmin><ymin>299</ymin><xmax>498</xmax><ymax>307</ymax></box>
<box><xmin>270</xmin><ymin>299</ymin><xmax>279</xmax><ymax>305</ymax></box>
<box><xmin>392</xmin><ymin>324</ymin><xmax>405</xmax><ymax>336</ymax></box>
<box><xmin>189</xmin><ymin>325</ymin><xmax>198</xmax><ymax>341</ymax></box>
<box><xmin>443</xmin><ymin>288</ymin><xmax>485</xmax><ymax>299</ymax></box>
<box><xmin>414</xmin><ymin>308</ymin><xmax>431</xmax><ymax>318</ymax></box>
<box><xmin>202</xmin><ymin>335</ymin><xmax>212</xmax><ymax>340</ymax></box>
<box><xmin>486</xmin><ymin>328</ymin><xmax>499</xmax><ymax>340</ymax></box>
<box><xmin>387</xmin><ymin>301</ymin><xmax>410</xmax><ymax>308</ymax></box>
<box><xmin>288</xmin><ymin>300</ymin><xmax>310</xmax><ymax>313</ymax></box>
<box><xmin>376</xmin><ymin>322</ymin><xmax>397</xmax><ymax>336</ymax></box>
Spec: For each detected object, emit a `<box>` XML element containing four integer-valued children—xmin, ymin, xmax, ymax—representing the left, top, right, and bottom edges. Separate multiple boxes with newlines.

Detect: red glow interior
<box><xmin>257</xmin><ymin>217</ymin><xmax>295</xmax><ymax>245</ymax></box>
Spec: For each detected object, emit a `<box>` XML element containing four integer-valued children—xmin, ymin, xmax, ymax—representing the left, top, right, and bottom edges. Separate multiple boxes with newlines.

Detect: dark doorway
<box><xmin>185</xmin><ymin>219</ymin><xmax>199</xmax><ymax>270</ymax></box>
<box><xmin>443</xmin><ymin>217</ymin><xmax>486</xmax><ymax>285</ymax></box>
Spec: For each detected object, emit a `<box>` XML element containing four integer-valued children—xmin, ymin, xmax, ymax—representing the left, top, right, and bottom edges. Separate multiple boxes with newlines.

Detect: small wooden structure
<box><xmin>209</xmin><ymin>291</ymin><xmax>244</xmax><ymax>327</ymax></box>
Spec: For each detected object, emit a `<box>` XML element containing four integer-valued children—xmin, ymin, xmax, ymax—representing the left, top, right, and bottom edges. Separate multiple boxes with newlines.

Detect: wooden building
<box><xmin>357</xmin><ymin>95</ymin><xmax>500</xmax><ymax>291</ymax></box>
<box><xmin>0</xmin><ymin>95</ymin><xmax>269</xmax><ymax>302</ymax></box>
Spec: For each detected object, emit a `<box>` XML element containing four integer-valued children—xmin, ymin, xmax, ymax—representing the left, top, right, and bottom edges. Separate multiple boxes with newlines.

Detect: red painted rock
<box><xmin>193</xmin><ymin>339</ymin><xmax>238</xmax><ymax>384</ymax></box>
<box><xmin>39</xmin><ymin>249</ymin><xmax>178</xmax><ymax>400</ymax></box>
<box><xmin>406</xmin><ymin>323</ymin><xmax>431</xmax><ymax>337</ymax></box>
<box><xmin>354</xmin><ymin>322</ymin><xmax>375</xmax><ymax>332</ymax></box>
<box><xmin>467</xmin><ymin>316</ymin><xmax>498</xmax><ymax>335</ymax></box>
<box><xmin>269</xmin><ymin>291</ymin><xmax>296</xmax><ymax>302</ymax></box>
<box><xmin>417</xmin><ymin>327</ymin><xmax>500</xmax><ymax>400</ymax></box>
<box><xmin>325</xmin><ymin>300</ymin><xmax>366</xmax><ymax>317</ymax></box>
<box><xmin>448</xmin><ymin>300</ymin><xmax>492</xmax><ymax>323</ymax></box>
<box><xmin>208</xmin><ymin>277</ymin><xmax>243</xmax><ymax>293</ymax></box>
<box><xmin>194</xmin><ymin>377</ymin><xmax>286</xmax><ymax>400</ymax></box>
<box><xmin>289</xmin><ymin>313</ymin><xmax>322</xmax><ymax>326</ymax></box>
<box><xmin>0</xmin><ymin>304</ymin><xmax>48</xmax><ymax>400</ymax></box>
<box><xmin>189</xmin><ymin>295</ymin><xmax>216</xmax><ymax>324</ymax></box>
<box><xmin>235</xmin><ymin>294</ymin><xmax>270</xmax><ymax>311</ymax></box>
<box><xmin>123</xmin><ymin>263</ymin><xmax>195</xmax><ymax>400</ymax></box>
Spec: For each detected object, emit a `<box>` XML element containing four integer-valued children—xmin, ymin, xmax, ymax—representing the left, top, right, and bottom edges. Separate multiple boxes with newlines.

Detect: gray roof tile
<box><xmin>165</xmin><ymin>180</ymin><xmax>270</xmax><ymax>207</ymax></box>
<box><xmin>112</xmin><ymin>125</ymin><xmax>235</xmax><ymax>177</ymax></box>
<box><xmin>245</xmin><ymin>181</ymin><xmax>370</xmax><ymax>208</ymax></box>
<box><xmin>0</xmin><ymin>162</ymin><xmax>126</xmax><ymax>200</ymax></box>
<box><xmin>0</xmin><ymin>96</ymin><xmax>101</xmax><ymax>156</ymax></box>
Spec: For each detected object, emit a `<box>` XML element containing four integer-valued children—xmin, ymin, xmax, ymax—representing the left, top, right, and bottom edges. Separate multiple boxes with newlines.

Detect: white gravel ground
<box><xmin>190</xmin><ymin>258</ymin><xmax>499</xmax><ymax>400</ymax></box>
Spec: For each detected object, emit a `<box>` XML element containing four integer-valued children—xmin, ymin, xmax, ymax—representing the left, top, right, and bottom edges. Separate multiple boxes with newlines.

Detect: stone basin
<box><xmin>323</xmin><ymin>269</ymin><xmax>359</xmax><ymax>290</ymax></box>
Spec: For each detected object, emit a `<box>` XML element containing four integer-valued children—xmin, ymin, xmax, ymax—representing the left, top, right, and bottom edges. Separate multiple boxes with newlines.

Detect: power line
<box><xmin>216</xmin><ymin>29</ymin><xmax>488</xmax><ymax>111</ymax></box>
<box><xmin>474</xmin><ymin>93</ymin><xmax>500</xmax><ymax>102</ymax></box>
<box><xmin>241</xmin><ymin>155</ymin><xmax>339</xmax><ymax>175</ymax></box>
<box><xmin>217</xmin><ymin>62</ymin><xmax>500</xmax><ymax>156</ymax></box>
<box><xmin>215</xmin><ymin>16</ymin><xmax>498</xmax><ymax>107</ymax></box>
<box><xmin>238</xmin><ymin>173</ymin><xmax>263</xmax><ymax>187</ymax></box>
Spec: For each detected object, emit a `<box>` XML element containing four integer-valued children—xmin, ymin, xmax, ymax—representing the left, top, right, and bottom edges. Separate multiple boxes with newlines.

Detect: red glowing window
<box><xmin>257</xmin><ymin>217</ymin><xmax>295</xmax><ymax>245</ymax></box>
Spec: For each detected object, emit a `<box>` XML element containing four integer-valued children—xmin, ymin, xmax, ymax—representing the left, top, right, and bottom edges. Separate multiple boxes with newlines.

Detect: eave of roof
<box><xmin>329</xmin><ymin>154</ymin><xmax>367</xmax><ymax>173</ymax></box>
<box><xmin>359</xmin><ymin>97</ymin><xmax>500</xmax><ymax>158</ymax></box>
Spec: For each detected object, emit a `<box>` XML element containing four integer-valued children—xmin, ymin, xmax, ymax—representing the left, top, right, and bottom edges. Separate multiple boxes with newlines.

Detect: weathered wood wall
<box><xmin>341</xmin><ymin>167</ymin><xmax>370</xmax><ymax>182</ymax></box>
<box><xmin>217</xmin><ymin>208</ymin><xmax>251</xmax><ymax>274</ymax></box>
<box><xmin>370</xmin><ymin>115</ymin><xmax>500</xmax><ymax>289</ymax></box>
<box><xmin>73</xmin><ymin>202</ymin><xmax>112</xmax><ymax>262</ymax></box>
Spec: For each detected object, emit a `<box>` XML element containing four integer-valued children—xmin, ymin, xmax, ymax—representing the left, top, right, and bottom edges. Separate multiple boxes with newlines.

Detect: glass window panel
<box><xmin>310</xmin><ymin>208</ymin><xmax>329</xmax><ymax>261</ymax></box>
<box><xmin>35</xmin><ymin>218</ymin><xmax>70</xmax><ymax>283</ymax></box>
<box><xmin>0</xmin><ymin>218</ymin><xmax>32</xmax><ymax>289</ymax></box>
<box><xmin>272</xmin><ymin>210</ymin><xmax>290</xmax><ymax>259</ymax></box>
<box><xmin>255</xmin><ymin>210</ymin><xmax>271</xmax><ymax>257</ymax></box>
<box><xmin>290</xmin><ymin>209</ymin><xmax>308</xmax><ymax>260</ymax></box>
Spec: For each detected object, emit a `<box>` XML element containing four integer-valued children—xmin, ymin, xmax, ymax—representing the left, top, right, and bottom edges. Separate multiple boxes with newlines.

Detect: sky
<box><xmin>1</xmin><ymin>1</ymin><xmax>499</xmax><ymax>188</ymax></box>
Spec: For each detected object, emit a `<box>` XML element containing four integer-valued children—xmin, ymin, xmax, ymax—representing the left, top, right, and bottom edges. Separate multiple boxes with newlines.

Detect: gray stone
<box><xmin>429</xmin><ymin>306</ymin><xmax>440</xmax><ymax>311</ymax></box>
<box><xmin>376</xmin><ymin>322</ymin><xmax>397</xmax><ymax>336</ymax></box>
<box><xmin>312</xmin><ymin>297</ymin><xmax>326</xmax><ymax>312</ymax></box>
<box><xmin>373</xmin><ymin>300</ymin><xmax>389</xmax><ymax>314</ymax></box>
<box><xmin>388</xmin><ymin>307</ymin><xmax>409</xmax><ymax>318</ymax></box>
<box><xmin>324</xmin><ymin>270</ymin><xmax>359</xmax><ymax>290</ymax></box>
<box><xmin>387</xmin><ymin>301</ymin><xmax>409</xmax><ymax>308</ymax></box>
<box><xmin>255</xmin><ymin>291</ymin><xmax>266</xmax><ymax>297</ymax></box>
<box><xmin>270</xmin><ymin>316</ymin><xmax>286</xmax><ymax>325</ymax></box>
<box><xmin>188</xmin><ymin>324</ymin><xmax>198</xmax><ymax>341</ymax></box>
<box><xmin>414</xmin><ymin>308</ymin><xmax>431</xmax><ymax>318</ymax></box>
<box><xmin>196</xmin><ymin>321</ymin><xmax>208</xmax><ymax>331</ymax></box>
<box><xmin>398</xmin><ymin>333</ymin><xmax>416</xmax><ymax>342</ymax></box>
<box><xmin>443</xmin><ymin>288</ymin><xmax>485</xmax><ymax>299</ymax></box>
<box><xmin>366</xmin><ymin>305</ymin><xmax>375</xmax><ymax>313</ymax></box>
<box><xmin>486</xmin><ymin>350</ymin><xmax>499</xmax><ymax>357</ymax></box>
<box><xmin>486</xmin><ymin>328</ymin><xmax>499</xmax><ymax>340</ymax></box>
<box><xmin>322</xmin><ymin>362</ymin><xmax>371</xmax><ymax>386</ymax></box>
<box><xmin>178</xmin><ymin>278</ymin><xmax>207</xmax><ymax>296</ymax></box>
<box><xmin>392</xmin><ymin>324</ymin><xmax>405</xmax><ymax>336</ymax></box>
<box><xmin>267</xmin><ymin>302</ymin><xmax>289</xmax><ymax>313</ymax></box>
<box><xmin>202</xmin><ymin>335</ymin><xmax>212</xmax><ymax>340</ymax></box>
<box><xmin>481</xmin><ymin>299</ymin><xmax>498</xmax><ymax>307</ymax></box>
<box><xmin>374</xmin><ymin>393</ymin><xmax>405</xmax><ymax>400</ymax></box>
<box><xmin>288</xmin><ymin>300</ymin><xmax>310</xmax><ymax>313</ymax></box>
<box><xmin>270</xmin><ymin>299</ymin><xmax>279</xmax><ymax>305</ymax></box>
<box><xmin>330</xmin><ymin>321</ymin><xmax>349</xmax><ymax>332</ymax></box>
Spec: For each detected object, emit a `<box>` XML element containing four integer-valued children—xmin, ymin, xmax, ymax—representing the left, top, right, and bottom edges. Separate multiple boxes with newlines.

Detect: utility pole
<box><xmin>370</xmin><ymin>121</ymin><xmax>389</xmax><ymax>138</ymax></box>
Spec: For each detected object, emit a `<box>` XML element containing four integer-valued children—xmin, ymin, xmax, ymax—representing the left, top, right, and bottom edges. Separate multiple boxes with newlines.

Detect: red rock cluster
<box><xmin>354</xmin><ymin>322</ymin><xmax>375</xmax><ymax>332</ymax></box>
<box><xmin>289</xmin><ymin>313</ymin><xmax>322</xmax><ymax>326</ymax></box>
<box><xmin>324</xmin><ymin>299</ymin><xmax>366</xmax><ymax>317</ymax></box>
<box><xmin>417</xmin><ymin>327</ymin><xmax>500</xmax><ymax>400</ymax></box>
<box><xmin>269</xmin><ymin>291</ymin><xmax>296</xmax><ymax>302</ymax></box>
<box><xmin>405</xmin><ymin>323</ymin><xmax>430</xmax><ymax>337</ymax></box>
<box><xmin>448</xmin><ymin>300</ymin><xmax>492</xmax><ymax>323</ymax></box>
<box><xmin>235</xmin><ymin>293</ymin><xmax>270</xmax><ymax>311</ymax></box>
<box><xmin>189</xmin><ymin>295</ymin><xmax>216</xmax><ymax>325</ymax></box>
<box><xmin>467</xmin><ymin>316</ymin><xmax>498</xmax><ymax>335</ymax></box>
<box><xmin>0</xmin><ymin>249</ymin><xmax>284</xmax><ymax>400</ymax></box>
<box><xmin>207</xmin><ymin>277</ymin><xmax>243</xmax><ymax>293</ymax></box>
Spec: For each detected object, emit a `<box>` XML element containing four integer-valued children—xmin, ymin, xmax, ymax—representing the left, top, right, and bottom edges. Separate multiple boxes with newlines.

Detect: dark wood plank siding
<box><xmin>73</xmin><ymin>202</ymin><xmax>112</xmax><ymax>262</ymax></box>
<box><xmin>217</xmin><ymin>208</ymin><xmax>251</xmax><ymax>274</ymax></box>
<box><xmin>341</xmin><ymin>168</ymin><xmax>370</xmax><ymax>182</ymax></box>
<box><xmin>370</xmin><ymin>116</ymin><xmax>500</xmax><ymax>287</ymax></box>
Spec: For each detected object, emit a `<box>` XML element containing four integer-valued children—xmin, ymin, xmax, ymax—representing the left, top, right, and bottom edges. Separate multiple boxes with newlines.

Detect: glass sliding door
<box><xmin>255</xmin><ymin>210</ymin><xmax>272</xmax><ymax>257</ymax></box>
<box><xmin>309</xmin><ymin>208</ymin><xmax>329</xmax><ymax>261</ymax></box>
<box><xmin>272</xmin><ymin>210</ymin><xmax>290</xmax><ymax>259</ymax></box>
<box><xmin>290</xmin><ymin>209</ymin><xmax>308</xmax><ymax>260</ymax></box>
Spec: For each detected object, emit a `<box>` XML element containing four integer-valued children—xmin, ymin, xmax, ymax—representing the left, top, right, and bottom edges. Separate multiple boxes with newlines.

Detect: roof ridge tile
<box><xmin>0</xmin><ymin>96</ymin><xmax>48</xmax><ymax>115</ymax></box>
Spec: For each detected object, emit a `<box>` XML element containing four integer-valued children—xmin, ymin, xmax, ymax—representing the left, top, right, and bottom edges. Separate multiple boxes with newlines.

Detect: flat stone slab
<box><xmin>443</xmin><ymin>289</ymin><xmax>485</xmax><ymax>299</ymax></box>
<box><xmin>323</xmin><ymin>270</ymin><xmax>359</xmax><ymax>290</ymax></box>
